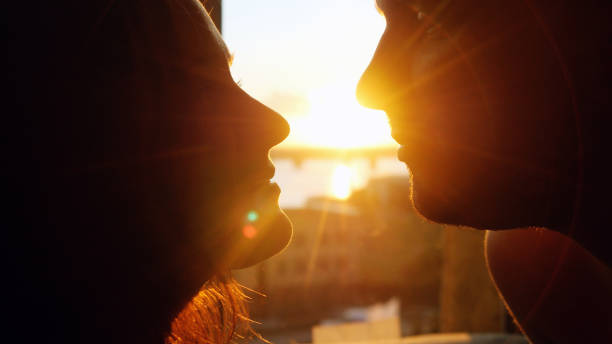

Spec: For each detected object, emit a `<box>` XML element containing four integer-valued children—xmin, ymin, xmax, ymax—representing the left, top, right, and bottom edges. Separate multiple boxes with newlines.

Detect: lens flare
<box><xmin>247</xmin><ymin>210</ymin><xmax>259</xmax><ymax>222</ymax></box>
<box><xmin>242</xmin><ymin>224</ymin><xmax>257</xmax><ymax>239</ymax></box>
<box><xmin>283</xmin><ymin>82</ymin><xmax>395</xmax><ymax>149</ymax></box>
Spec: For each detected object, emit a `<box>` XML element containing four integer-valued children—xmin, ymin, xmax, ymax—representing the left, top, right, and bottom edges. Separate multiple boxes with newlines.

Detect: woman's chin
<box><xmin>226</xmin><ymin>184</ymin><xmax>293</xmax><ymax>269</ymax></box>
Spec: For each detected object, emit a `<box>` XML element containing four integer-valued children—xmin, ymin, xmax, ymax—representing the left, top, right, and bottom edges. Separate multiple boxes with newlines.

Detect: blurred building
<box><xmin>438</xmin><ymin>228</ymin><xmax>510</xmax><ymax>333</ymax></box>
<box><xmin>234</xmin><ymin>176</ymin><xmax>517</xmax><ymax>341</ymax></box>
<box><xmin>234</xmin><ymin>177</ymin><xmax>444</xmax><ymax>332</ymax></box>
<box><xmin>234</xmin><ymin>199</ymin><xmax>366</xmax><ymax>324</ymax></box>
<box><xmin>354</xmin><ymin>177</ymin><xmax>512</xmax><ymax>334</ymax></box>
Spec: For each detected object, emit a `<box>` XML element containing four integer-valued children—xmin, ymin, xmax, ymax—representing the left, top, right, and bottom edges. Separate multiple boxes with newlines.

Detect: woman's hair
<box><xmin>168</xmin><ymin>273</ymin><xmax>264</xmax><ymax>344</ymax></box>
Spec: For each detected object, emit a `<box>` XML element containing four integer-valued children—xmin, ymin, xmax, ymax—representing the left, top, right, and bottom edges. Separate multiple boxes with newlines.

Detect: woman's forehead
<box><xmin>167</xmin><ymin>0</ymin><xmax>232</xmax><ymax>72</ymax></box>
<box><xmin>197</xmin><ymin>4</ymin><xmax>232</xmax><ymax>63</ymax></box>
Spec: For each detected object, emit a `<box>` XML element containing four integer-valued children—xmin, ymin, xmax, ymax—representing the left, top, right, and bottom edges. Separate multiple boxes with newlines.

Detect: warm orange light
<box><xmin>242</xmin><ymin>225</ymin><xmax>257</xmax><ymax>239</ymax></box>
<box><xmin>284</xmin><ymin>81</ymin><xmax>396</xmax><ymax>149</ymax></box>
<box><xmin>331</xmin><ymin>164</ymin><xmax>353</xmax><ymax>199</ymax></box>
<box><xmin>226</xmin><ymin>2</ymin><xmax>390</xmax><ymax>150</ymax></box>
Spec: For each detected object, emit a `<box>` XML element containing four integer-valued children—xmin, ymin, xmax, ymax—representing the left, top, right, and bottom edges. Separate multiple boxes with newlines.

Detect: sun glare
<box><xmin>284</xmin><ymin>82</ymin><xmax>396</xmax><ymax>149</ymax></box>
<box><xmin>224</xmin><ymin>0</ymin><xmax>390</xmax><ymax>150</ymax></box>
<box><xmin>331</xmin><ymin>164</ymin><xmax>353</xmax><ymax>199</ymax></box>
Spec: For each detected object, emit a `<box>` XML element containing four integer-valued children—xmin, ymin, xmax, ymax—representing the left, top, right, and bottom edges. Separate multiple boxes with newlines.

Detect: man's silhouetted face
<box><xmin>357</xmin><ymin>0</ymin><xmax>578</xmax><ymax>230</ymax></box>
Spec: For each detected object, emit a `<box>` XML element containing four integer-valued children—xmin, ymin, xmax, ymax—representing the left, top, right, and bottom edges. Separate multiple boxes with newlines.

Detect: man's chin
<box><xmin>411</xmin><ymin>182</ymin><xmax>524</xmax><ymax>230</ymax></box>
<box><xmin>411</xmin><ymin>187</ymin><xmax>461</xmax><ymax>226</ymax></box>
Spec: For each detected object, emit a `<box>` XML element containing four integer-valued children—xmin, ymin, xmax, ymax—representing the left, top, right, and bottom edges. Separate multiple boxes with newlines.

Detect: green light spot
<box><xmin>247</xmin><ymin>211</ymin><xmax>259</xmax><ymax>222</ymax></box>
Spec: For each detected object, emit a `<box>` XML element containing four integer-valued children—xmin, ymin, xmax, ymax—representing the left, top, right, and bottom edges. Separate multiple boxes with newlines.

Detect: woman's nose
<box><xmin>263</xmin><ymin>104</ymin><xmax>290</xmax><ymax>148</ymax></box>
<box><xmin>241</xmin><ymin>93</ymin><xmax>290</xmax><ymax>149</ymax></box>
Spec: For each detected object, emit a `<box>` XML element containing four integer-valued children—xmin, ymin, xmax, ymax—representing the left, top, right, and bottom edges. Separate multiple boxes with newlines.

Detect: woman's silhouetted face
<box><xmin>16</xmin><ymin>0</ymin><xmax>292</xmax><ymax>339</ymax></box>
<box><xmin>147</xmin><ymin>1</ymin><xmax>292</xmax><ymax>272</ymax></box>
<box><xmin>65</xmin><ymin>0</ymin><xmax>293</xmax><ymax>319</ymax></box>
<box><xmin>357</xmin><ymin>0</ymin><xmax>578</xmax><ymax>229</ymax></box>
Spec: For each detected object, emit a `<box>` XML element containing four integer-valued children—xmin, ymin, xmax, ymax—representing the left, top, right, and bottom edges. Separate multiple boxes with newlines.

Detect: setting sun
<box><xmin>284</xmin><ymin>81</ymin><xmax>396</xmax><ymax>149</ymax></box>
<box><xmin>224</xmin><ymin>0</ymin><xmax>406</xmax><ymax>208</ymax></box>
<box><xmin>224</xmin><ymin>0</ymin><xmax>391</xmax><ymax>150</ymax></box>
<box><xmin>331</xmin><ymin>164</ymin><xmax>353</xmax><ymax>199</ymax></box>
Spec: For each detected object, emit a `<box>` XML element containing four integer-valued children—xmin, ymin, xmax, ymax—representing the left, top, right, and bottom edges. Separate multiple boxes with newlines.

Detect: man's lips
<box><xmin>390</xmin><ymin>123</ymin><xmax>418</xmax><ymax>146</ymax></box>
<box><xmin>389</xmin><ymin>119</ymin><xmax>423</xmax><ymax>164</ymax></box>
<box><xmin>397</xmin><ymin>145</ymin><xmax>410</xmax><ymax>163</ymax></box>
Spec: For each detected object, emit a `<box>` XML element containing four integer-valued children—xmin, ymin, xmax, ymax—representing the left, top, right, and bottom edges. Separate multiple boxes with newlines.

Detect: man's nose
<box><xmin>356</xmin><ymin>35</ymin><xmax>393</xmax><ymax>110</ymax></box>
<box><xmin>357</xmin><ymin>63</ymin><xmax>386</xmax><ymax>110</ymax></box>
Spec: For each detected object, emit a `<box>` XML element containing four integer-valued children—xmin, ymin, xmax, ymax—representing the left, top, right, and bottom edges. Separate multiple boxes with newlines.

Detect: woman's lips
<box><xmin>252</xmin><ymin>180</ymin><xmax>281</xmax><ymax>197</ymax></box>
<box><xmin>243</xmin><ymin>159</ymin><xmax>277</xmax><ymax>193</ymax></box>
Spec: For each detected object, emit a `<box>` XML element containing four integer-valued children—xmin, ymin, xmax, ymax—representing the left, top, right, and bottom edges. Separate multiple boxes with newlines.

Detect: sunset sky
<box><xmin>223</xmin><ymin>0</ymin><xmax>398</xmax><ymax>149</ymax></box>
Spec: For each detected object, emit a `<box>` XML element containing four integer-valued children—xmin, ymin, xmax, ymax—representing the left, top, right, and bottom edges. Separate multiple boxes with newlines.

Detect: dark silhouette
<box><xmin>357</xmin><ymin>1</ymin><xmax>612</xmax><ymax>343</ymax></box>
<box><xmin>6</xmin><ymin>1</ymin><xmax>291</xmax><ymax>343</ymax></box>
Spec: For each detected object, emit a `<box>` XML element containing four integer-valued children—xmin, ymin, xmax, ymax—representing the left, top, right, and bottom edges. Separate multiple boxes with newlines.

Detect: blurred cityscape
<box><xmin>234</xmin><ymin>174</ymin><xmax>526</xmax><ymax>344</ymax></box>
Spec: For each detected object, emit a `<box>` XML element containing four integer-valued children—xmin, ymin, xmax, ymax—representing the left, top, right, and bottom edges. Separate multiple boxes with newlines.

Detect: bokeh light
<box><xmin>242</xmin><ymin>224</ymin><xmax>257</xmax><ymax>239</ymax></box>
<box><xmin>247</xmin><ymin>210</ymin><xmax>259</xmax><ymax>222</ymax></box>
